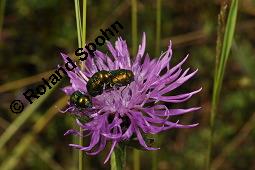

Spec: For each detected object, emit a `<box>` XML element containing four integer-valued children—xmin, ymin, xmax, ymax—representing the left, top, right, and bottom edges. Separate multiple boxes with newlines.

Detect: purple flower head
<box><xmin>61</xmin><ymin>33</ymin><xmax>201</xmax><ymax>163</ymax></box>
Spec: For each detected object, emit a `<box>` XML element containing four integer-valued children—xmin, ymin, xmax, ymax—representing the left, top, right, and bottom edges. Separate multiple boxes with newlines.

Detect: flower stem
<box><xmin>74</xmin><ymin>0</ymin><xmax>87</xmax><ymax>170</ymax></box>
<box><xmin>81</xmin><ymin>0</ymin><xmax>86</xmax><ymax>71</ymax></box>
<box><xmin>133</xmin><ymin>149</ymin><xmax>140</xmax><ymax>170</ymax></box>
<box><xmin>111</xmin><ymin>144</ymin><xmax>126</xmax><ymax>170</ymax></box>
<box><xmin>78</xmin><ymin>128</ymin><xmax>84</xmax><ymax>170</ymax></box>
<box><xmin>82</xmin><ymin>0</ymin><xmax>86</xmax><ymax>47</ymax></box>
<box><xmin>74</xmin><ymin>0</ymin><xmax>82</xmax><ymax>48</ymax></box>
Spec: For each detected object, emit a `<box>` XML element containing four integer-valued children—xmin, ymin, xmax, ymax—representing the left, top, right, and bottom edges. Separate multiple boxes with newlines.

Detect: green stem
<box><xmin>111</xmin><ymin>144</ymin><xmax>126</xmax><ymax>170</ymax></box>
<box><xmin>151</xmin><ymin>137</ymin><xmax>159</xmax><ymax>170</ymax></box>
<box><xmin>133</xmin><ymin>149</ymin><xmax>140</xmax><ymax>170</ymax></box>
<box><xmin>81</xmin><ymin>0</ymin><xmax>86</xmax><ymax>71</ymax></box>
<box><xmin>207</xmin><ymin>0</ymin><xmax>238</xmax><ymax>169</ymax></box>
<box><xmin>0</xmin><ymin>85</ymin><xmax>58</xmax><ymax>151</ymax></box>
<box><xmin>74</xmin><ymin>0</ymin><xmax>82</xmax><ymax>48</ymax></box>
<box><xmin>74</xmin><ymin>0</ymin><xmax>87</xmax><ymax>170</ymax></box>
<box><xmin>78</xmin><ymin>128</ymin><xmax>84</xmax><ymax>170</ymax></box>
<box><xmin>82</xmin><ymin>0</ymin><xmax>86</xmax><ymax>47</ymax></box>
<box><xmin>206</xmin><ymin>3</ymin><xmax>227</xmax><ymax>169</ymax></box>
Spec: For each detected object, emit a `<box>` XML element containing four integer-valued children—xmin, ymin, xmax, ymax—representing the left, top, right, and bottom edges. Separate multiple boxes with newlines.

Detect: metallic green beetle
<box><xmin>86</xmin><ymin>70</ymin><xmax>112</xmax><ymax>97</ymax></box>
<box><xmin>109</xmin><ymin>69</ymin><xmax>134</xmax><ymax>88</ymax></box>
<box><xmin>86</xmin><ymin>69</ymin><xmax>134</xmax><ymax>97</ymax></box>
<box><xmin>70</xmin><ymin>91</ymin><xmax>92</xmax><ymax>109</ymax></box>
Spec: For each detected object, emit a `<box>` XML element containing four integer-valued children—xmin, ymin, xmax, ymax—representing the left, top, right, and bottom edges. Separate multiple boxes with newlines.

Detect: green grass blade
<box><xmin>74</xmin><ymin>0</ymin><xmax>82</xmax><ymax>48</ymax></box>
<box><xmin>82</xmin><ymin>0</ymin><xmax>86</xmax><ymax>47</ymax></box>
<box><xmin>0</xmin><ymin>97</ymin><xmax>67</xmax><ymax>170</ymax></box>
<box><xmin>74</xmin><ymin>0</ymin><xmax>87</xmax><ymax>169</ymax></box>
<box><xmin>0</xmin><ymin>110</ymin><xmax>64</xmax><ymax>170</ymax></box>
<box><xmin>207</xmin><ymin>0</ymin><xmax>239</xmax><ymax>169</ymax></box>
<box><xmin>214</xmin><ymin>0</ymin><xmax>239</xmax><ymax>99</ymax></box>
<box><xmin>0</xmin><ymin>134</ymin><xmax>34</xmax><ymax>170</ymax></box>
<box><xmin>81</xmin><ymin>0</ymin><xmax>87</xmax><ymax>71</ymax></box>
<box><xmin>0</xmin><ymin>84</ymin><xmax>58</xmax><ymax>151</ymax></box>
<box><xmin>31</xmin><ymin>144</ymin><xmax>65</xmax><ymax>170</ymax></box>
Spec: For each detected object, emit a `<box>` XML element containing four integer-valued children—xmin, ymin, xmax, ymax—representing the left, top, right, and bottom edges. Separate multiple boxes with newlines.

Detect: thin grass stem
<box><xmin>74</xmin><ymin>0</ymin><xmax>82</xmax><ymax>48</ymax></box>
<box><xmin>0</xmin><ymin>97</ymin><xmax>68</xmax><ymax>170</ymax></box>
<box><xmin>207</xmin><ymin>0</ymin><xmax>238</xmax><ymax>169</ymax></box>
<box><xmin>81</xmin><ymin>0</ymin><xmax>87</xmax><ymax>71</ymax></box>
<box><xmin>74</xmin><ymin>0</ymin><xmax>87</xmax><ymax>169</ymax></box>
<box><xmin>0</xmin><ymin>85</ymin><xmax>58</xmax><ymax>151</ymax></box>
<box><xmin>82</xmin><ymin>0</ymin><xmax>86</xmax><ymax>47</ymax></box>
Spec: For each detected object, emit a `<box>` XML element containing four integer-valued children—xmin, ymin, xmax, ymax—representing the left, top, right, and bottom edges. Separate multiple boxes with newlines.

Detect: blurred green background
<box><xmin>0</xmin><ymin>0</ymin><xmax>255</xmax><ymax>170</ymax></box>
